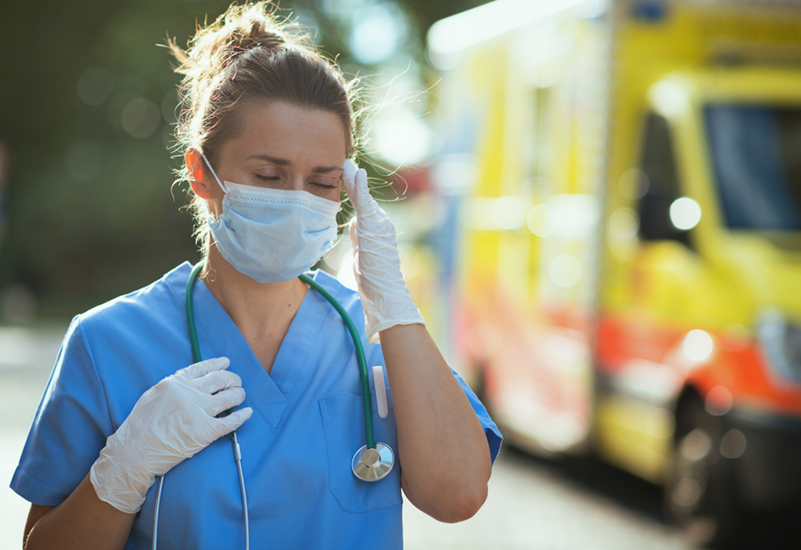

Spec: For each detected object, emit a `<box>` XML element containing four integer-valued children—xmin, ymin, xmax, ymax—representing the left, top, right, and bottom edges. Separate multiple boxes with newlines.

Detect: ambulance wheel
<box><xmin>665</xmin><ymin>397</ymin><xmax>744</xmax><ymax>549</ymax></box>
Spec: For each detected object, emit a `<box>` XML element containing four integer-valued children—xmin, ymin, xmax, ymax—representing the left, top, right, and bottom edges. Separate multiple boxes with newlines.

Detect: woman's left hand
<box><xmin>342</xmin><ymin>159</ymin><xmax>425</xmax><ymax>343</ymax></box>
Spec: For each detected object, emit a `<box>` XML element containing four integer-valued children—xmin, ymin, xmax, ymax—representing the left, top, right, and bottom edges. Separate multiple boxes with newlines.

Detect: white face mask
<box><xmin>200</xmin><ymin>152</ymin><xmax>341</xmax><ymax>283</ymax></box>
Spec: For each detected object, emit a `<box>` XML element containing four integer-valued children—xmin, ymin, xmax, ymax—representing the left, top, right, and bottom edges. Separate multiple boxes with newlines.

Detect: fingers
<box><xmin>216</xmin><ymin>407</ymin><xmax>253</xmax><ymax>435</ymax></box>
<box><xmin>342</xmin><ymin>160</ymin><xmax>370</xmax><ymax>207</ymax></box>
<box><xmin>194</xmin><ymin>370</ymin><xmax>242</xmax><ymax>395</ymax></box>
<box><xmin>175</xmin><ymin>357</ymin><xmax>229</xmax><ymax>380</ymax></box>
<box><xmin>207</xmin><ymin>386</ymin><xmax>246</xmax><ymax>417</ymax></box>
<box><xmin>348</xmin><ymin>219</ymin><xmax>359</xmax><ymax>252</ymax></box>
<box><xmin>343</xmin><ymin>159</ymin><xmax>357</xmax><ymax>185</ymax></box>
<box><xmin>342</xmin><ymin>159</ymin><xmax>357</xmax><ymax>199</ymax></box>
<box><xmin>355</xmin><ymin>168</ymin><xmax>368</xmax><ymax>195</ymax></box>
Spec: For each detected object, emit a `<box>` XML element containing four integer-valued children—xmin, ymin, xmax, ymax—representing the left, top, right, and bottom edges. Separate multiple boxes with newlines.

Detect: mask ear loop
<box><xmin>199</xmin><ymin>151</ymin><xmax>229</xmax><ymax>194</ymax></box>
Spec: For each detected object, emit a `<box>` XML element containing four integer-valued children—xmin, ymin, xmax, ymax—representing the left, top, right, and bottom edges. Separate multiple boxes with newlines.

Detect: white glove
<box><xmin>342</xmin><ymin>159</ymin><xmax>425</xmax><ymax>343</ymax></box>
<box><xmin>90</xmin><ymin>357</ymin><xmax>252</xmax><ymax>514</ymax></box>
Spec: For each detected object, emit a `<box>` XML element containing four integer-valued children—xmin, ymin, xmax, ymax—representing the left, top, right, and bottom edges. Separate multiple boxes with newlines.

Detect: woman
<box><xmin>12</xmin><ymin>3</ymin><xmax>501</xmax><ymax>548</ymax></box>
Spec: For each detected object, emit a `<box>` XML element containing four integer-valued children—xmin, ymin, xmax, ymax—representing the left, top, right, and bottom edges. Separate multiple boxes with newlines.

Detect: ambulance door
<box><xmin>595</xmin><ymin>112</ymin><xmax>703</xmax><ymax>482</ymax></box>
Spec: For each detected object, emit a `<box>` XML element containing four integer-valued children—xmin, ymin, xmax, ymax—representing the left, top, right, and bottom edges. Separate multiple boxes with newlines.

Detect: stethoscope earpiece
<box><xmin>352</xmin><ymin>443</ymin><xmax>395</xmax><ymax>482</ymax></box>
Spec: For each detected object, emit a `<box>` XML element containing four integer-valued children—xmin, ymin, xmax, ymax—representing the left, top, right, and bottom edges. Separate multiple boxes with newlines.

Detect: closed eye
<box><xmin>310</xmin><ymin>181</ymin><xmax>337</xmax><ymax>189</ymax></box>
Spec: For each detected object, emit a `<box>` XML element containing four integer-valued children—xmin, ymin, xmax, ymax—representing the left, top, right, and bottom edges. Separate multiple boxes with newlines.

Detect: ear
<box><xmin>185</xmin><ymin>148</ymin><xmax>214</xmax><ymax>200</ymax></box>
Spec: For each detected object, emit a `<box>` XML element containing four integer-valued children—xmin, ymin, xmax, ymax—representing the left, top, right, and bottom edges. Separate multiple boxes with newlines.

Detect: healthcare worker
<box><xmin>11</xmin><ymin>2</ymin><xmax>502</xmax><ymax>549</ymax></box>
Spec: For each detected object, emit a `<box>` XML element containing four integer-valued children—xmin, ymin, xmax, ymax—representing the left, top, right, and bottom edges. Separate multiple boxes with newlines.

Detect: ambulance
<box><xmin>427</xmin><ymin>0</ymin><xmax>801</xmax><ymax>545</ymax></box>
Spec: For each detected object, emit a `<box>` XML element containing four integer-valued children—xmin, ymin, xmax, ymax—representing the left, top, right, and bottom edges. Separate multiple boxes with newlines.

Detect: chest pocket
<box><xmin>319</xmin><ymin>392</ymin><xmax>402</xmax><ymax>513</ymax></box>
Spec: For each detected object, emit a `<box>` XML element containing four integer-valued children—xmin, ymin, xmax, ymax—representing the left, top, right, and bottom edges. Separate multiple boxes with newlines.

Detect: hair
<box><xmin>167</xmin><ymin>1</ymin><xmax>360</xmax><ymax>255</ymax></box>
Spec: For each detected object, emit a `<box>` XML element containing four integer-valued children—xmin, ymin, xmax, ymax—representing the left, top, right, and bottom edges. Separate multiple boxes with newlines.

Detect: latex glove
<box><xmin>90</xmin><ymin>357</ymin><xmax>252</xmax><ymax>514</ymax></box>
<box><xmin>342</xmin><ymin>159</ymin><xmax>425</xmax><ymax>343</ymax></box>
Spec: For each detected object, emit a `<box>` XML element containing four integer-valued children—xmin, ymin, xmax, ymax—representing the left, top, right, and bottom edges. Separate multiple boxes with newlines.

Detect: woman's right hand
<box><xmin>89</xmin><ymin>357</ymin><xmax>252</xmax><ymax>514</ymax></box>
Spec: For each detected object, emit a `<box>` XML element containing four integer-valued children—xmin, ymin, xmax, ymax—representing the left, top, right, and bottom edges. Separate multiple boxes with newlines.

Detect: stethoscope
<box><xmin>151</xmin><ymin>261</ymin><xmax>395</xmax><ymax>550</ymax></box>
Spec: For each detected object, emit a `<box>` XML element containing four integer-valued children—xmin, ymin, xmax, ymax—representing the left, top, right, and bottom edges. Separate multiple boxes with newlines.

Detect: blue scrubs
<box><xmin>12</xmin><ymin>262</ymin><xmax>502</xmax><ymax>549</ymax></box>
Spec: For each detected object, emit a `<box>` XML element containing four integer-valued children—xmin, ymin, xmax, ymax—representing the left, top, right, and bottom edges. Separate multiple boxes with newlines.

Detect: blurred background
<box><xmin>0</xmin><ymin>0</ymin><xmax>465</xmax><ymax>319</ymax></box>
<box><xmin>3</xmin><ymin>0</ymin><xmax>801</xmax><ymax>548</ymax></box>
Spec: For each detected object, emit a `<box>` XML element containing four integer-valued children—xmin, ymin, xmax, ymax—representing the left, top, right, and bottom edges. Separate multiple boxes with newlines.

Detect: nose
<box><xmin>288</xmin><ymin>173</ymin><xmax>305</xmax><ymax>191</ymax></box>
<box><xmin>289</xmin><ymin>178</ymin><xmax>304</xmax><ymax>191</ymax></box>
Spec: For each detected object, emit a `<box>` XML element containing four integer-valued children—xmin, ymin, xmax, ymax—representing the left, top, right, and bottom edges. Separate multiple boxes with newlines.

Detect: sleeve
<box><xmin>449</xmin><ymin>367</ymin><xmax>503</xmax><ymax>465</ymax></box>
<box><xmin>10</xmin><ymin>315</ymin><xmax>114</xmax><ymax>506</ymax></box>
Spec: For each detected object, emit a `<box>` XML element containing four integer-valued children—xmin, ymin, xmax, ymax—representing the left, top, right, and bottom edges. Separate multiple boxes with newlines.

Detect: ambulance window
<box><xmin>705</xmin><ymin>105</ymin><xmax>801</xmax><ymax>231</ymax></box>
<box><xmin>636</xmin><ymin>113</ymin><xmax>692</xmax><ymax>247</ymax></box>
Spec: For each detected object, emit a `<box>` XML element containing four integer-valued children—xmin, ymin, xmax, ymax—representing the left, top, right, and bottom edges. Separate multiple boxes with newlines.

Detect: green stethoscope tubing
<box><xmin>185</xmin><ymin>261</ymin><xmax>204</xmax><ymax>369</ymax></box>
<box><xmin>297</xmin><ymin>273</ymin><xmax>376</xmax><ymax>450</ymax></box>
<box><xmin>184</xmin><ymin>261</ymin><xmax>376</xmax><ymax>449</ymax></box>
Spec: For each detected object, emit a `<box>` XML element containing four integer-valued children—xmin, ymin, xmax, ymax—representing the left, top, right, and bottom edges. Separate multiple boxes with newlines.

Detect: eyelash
<box><xmin>254</xmin><ymin>175</ymin><xmax>336</xmax><ymax>189</ymax></box>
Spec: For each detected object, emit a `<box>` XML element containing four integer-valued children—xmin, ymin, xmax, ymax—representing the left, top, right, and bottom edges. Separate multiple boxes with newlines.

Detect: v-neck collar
<box><xmin>167</xmin><ymin>263</ymin><xmax>343</xmax><ymax>430</ymax></box>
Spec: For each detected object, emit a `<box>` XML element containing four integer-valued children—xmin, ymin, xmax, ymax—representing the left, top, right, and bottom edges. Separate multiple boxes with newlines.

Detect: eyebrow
<box><xmin>246</xmin><ymin>154</ymin><xmax>344</xmax><ymax>174</ymax></box>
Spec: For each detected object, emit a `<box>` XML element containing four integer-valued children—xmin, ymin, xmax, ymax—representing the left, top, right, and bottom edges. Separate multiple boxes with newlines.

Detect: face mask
<box><xmin>200</xmin><ymin>152</ymin><xmax>341</xmax><ymax>283</ymax></box>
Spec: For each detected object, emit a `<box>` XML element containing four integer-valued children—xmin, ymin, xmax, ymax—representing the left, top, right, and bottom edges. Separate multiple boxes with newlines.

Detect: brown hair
<box><xmin>167</xmin><ymin>1</ymin><xmax>359</xmax><ymax>254</ymax></box>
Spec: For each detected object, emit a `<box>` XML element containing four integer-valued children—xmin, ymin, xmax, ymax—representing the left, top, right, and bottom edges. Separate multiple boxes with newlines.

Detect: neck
<box><xmin>201</xmin><ymin>246</ymin><xmax>308</xmax><ymax>369</ymax></box>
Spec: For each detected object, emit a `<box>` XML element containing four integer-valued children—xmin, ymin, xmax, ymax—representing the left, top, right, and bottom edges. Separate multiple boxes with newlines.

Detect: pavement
<box><xmin>1</xmin><ymin>324</ymin><xmax>691</xmax><ymax>549</ymax></box>
<box><xmin>1</xmin><ymin>324</ymin><xmax>67</xmax><ymax>550</ymax></box>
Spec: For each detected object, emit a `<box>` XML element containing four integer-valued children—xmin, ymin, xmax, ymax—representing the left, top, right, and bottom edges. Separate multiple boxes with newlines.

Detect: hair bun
<box><xmin>222</xmin><ymin>19</ymin><xmax>288</xmax><ymax>69</ymax></box>
<box><xmin>228</xmin><ymin>21</ymin><xmax>285</xmax><ymax>55</ymax></box>
<box><xmin>170</xmin><ymin>2</ymin><xmax>301</xmax><ymax>82</ymax></box>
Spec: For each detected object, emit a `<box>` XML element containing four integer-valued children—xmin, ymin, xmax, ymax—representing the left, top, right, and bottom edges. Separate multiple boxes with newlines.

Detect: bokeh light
<box><xmin>372</xmin><ymin>112</ymin><xmax>431</xmax><ymax>166</ymax></box>
<box><xmin>76</xmin><ymin>67</ymin><xmax>114</xmax><ymax>106</ymax></box>
<box><xmin>720</xmin><ymin>429</ymin><xmax>747</xmax><ymax>459</ymax></box>
<box><xmin>549</xmin><ymin>254</ymin><xmax>583</xmax><ymax>288</ymax></box>
<box><xmin>526</xmin><ymin>204</ymin><xmax>553</xmax><ymax>237</ymax></box>
<box><xmin>121</xmin><ymin>98</ymin><xmax>161</xmax><ymax>140</ymax></box>
<box><xmin>705</xmin><ymin>385</ymin><xmax>733</xmax><ymax>416</ymax></box>
<box><xmin>650</xmin><ymin>79</ymin><xmax>688</xmax><ymax>117</ymax></box>
<box><xmin>669</xmin><ymin>197</ymin><xmax>702</xmax><ymax>230</ymax></box>
<box><xmin>683</xmin><ymin>329</ymin><xmax>714</xmax><ymax>362</ymax></box>
<box><xmin>618</xmin><ymin>168</ymin><xmax>649</xmax><ymax>200</ymax></box>
<box><xmin>348</xmin><ymin>2</ymin><xmax>407</xmax><ymax>65</ymax></box>
<box><xmin>608</xmin><ymin>207</ymin><xmax>640</xmax><ymax>240</ymax></box>
<box><xmin>488</xmin><ymin>196</ymin><xmax>529</xmax><ymax>231</ymax></box>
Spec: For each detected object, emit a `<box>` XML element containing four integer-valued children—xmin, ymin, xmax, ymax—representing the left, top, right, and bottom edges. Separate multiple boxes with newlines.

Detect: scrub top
<box><xmin>12</xmin><ymin>262</ymin><xmax>502</xmax><ymax>549</ymax></box>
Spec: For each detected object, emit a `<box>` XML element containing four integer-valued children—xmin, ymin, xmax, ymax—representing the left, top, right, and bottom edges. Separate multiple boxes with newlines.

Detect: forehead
<box><xmin>225</xmin><ymin>100</ymin><xmax>347</xmax><ymax>164</ymax></box>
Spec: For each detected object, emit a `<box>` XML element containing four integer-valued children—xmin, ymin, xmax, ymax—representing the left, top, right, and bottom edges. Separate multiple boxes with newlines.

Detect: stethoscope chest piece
<box><xmin>352</xmin><ymin>442</ymin><xmax>395</xmax><ymax>482</ymax></box>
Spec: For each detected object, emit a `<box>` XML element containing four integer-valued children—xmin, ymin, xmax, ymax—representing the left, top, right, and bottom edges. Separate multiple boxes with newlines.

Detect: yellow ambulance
<box><xmin>427</xmin><ymin>0</ymin><xmax>801</xmax><ymax>545</ymax></box>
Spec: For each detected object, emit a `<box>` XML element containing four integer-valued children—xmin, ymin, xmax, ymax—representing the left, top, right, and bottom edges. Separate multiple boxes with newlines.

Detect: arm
<box><xmin>342</xmin><ymin>160</ymin><xmax>493</xmax><ymax>522</ymax></box>
<box><xmin>24</xmin><ymin>476</ymin><xmax>134</xmax><ymax>550</ymax></box>
<box><xmin>381</xmin><ymin>324</ymin><xmax>492</xmax><ymax>522</ymax></box>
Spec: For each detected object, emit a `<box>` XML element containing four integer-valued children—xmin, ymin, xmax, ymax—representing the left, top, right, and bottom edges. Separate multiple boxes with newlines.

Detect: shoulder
<box><xmin>304</xmin><ymin>269</ymin><xmax>372</xmax><ymax>340</ymax></box>
<box><xmin>304</xmin><ymin>269</ymin><xmax>385</xmax><ymax>358</ymax></box>
<box><xmin>305</xmin><ymin>269</ymin><xmax>362</xmax><ymax>312</ymax></box>
<box><xmin>78</xmin><ymin>262</ymin><xmax>193</xmax><ymax>328</ymax></box>
<box><xmin>55</xmin><ymin>263</ymin><xmax>197</xmax><ymax>416</ymax></box>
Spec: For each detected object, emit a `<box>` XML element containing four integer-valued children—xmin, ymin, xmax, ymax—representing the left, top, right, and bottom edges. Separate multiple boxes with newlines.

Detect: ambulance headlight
<box><xmin>756</xmin><ymin>309</ymin><xmax>801</xmax><ymax>384</ymax></box>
